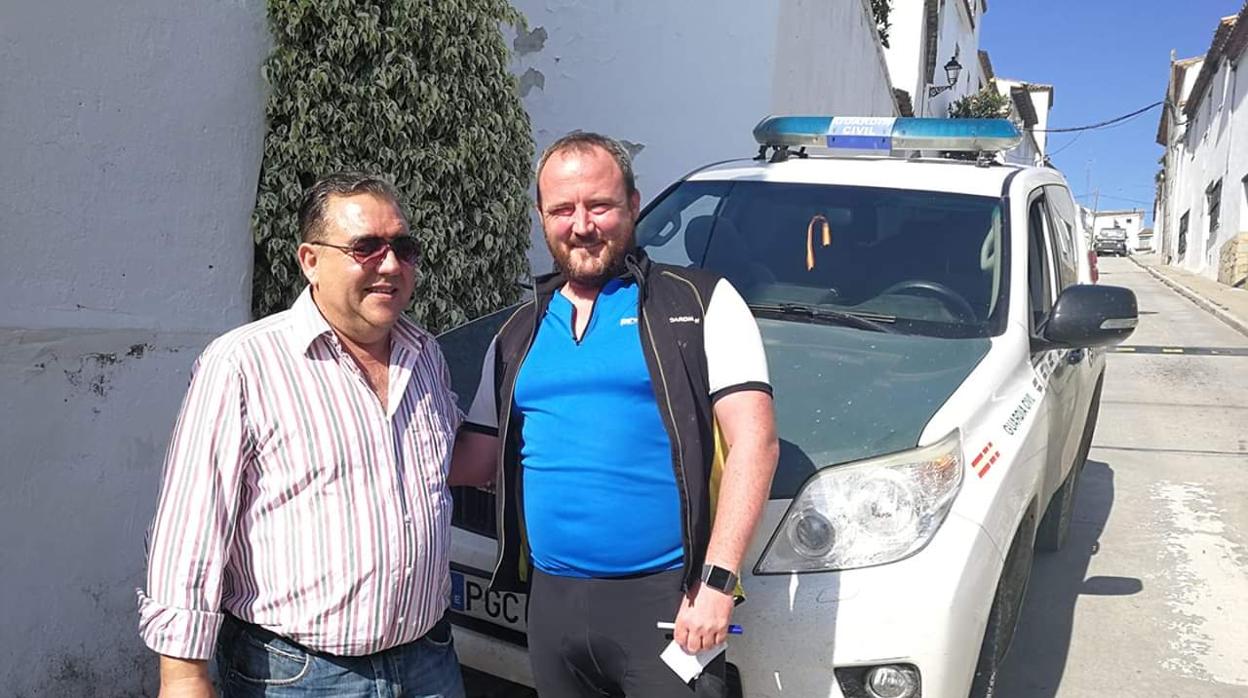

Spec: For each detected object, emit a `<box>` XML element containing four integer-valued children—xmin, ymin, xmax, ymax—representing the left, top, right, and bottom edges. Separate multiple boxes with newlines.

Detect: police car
<box><xmin>439</xmin><ymin>116</ymin><xmax>1138</xmax><ymax>698</ymax></box>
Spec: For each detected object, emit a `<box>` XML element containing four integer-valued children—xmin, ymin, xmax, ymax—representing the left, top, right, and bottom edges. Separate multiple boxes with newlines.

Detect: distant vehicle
<box><xmin>1095</xmin><ymin>227</ymin><xmax>1129</xmax><ymax>257</ymax></box>
<box><xmin>440</xmin><ymin>116</ymin><xmax>1138</xmax><ymax>698</ymax></box>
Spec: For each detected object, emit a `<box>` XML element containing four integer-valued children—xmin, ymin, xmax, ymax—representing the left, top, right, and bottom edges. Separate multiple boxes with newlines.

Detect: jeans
<box><xmin>216</xmin><ymin>614</ymin><xmax>466</xmax><ymax>698</ymax></box>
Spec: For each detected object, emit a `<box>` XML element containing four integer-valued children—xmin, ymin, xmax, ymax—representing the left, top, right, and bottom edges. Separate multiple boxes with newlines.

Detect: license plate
<box><xmin>450</xmin><ymin>570</ymin><xmax>528</xmax><ymax>633</ymax></box>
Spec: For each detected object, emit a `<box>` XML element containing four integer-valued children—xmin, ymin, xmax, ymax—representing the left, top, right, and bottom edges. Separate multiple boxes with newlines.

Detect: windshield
<box><xmin>637</xmin><ymin>180</ymin><xmax>1008</xmax><ymax>338</ymax></box>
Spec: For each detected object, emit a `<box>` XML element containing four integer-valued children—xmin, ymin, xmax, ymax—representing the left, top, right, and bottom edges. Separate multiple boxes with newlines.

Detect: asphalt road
<box><xmin>996</xmin><ymin>256</ymin><xmax>1248</xmax><ymax>697</ymax></box>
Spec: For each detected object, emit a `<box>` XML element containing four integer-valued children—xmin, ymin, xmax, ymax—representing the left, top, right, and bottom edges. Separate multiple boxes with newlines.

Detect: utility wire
<box><xmin>1073</xmin><ymin>192</ymin><xmax>1154</xmax><ymax>206</ymax></box>
<box><xmin>1045</xmin><ymin>130</ymin><xmax>1084</xmax><ymax>157</ymax></box>
<box><xmin>1034</xmin><ymin>101</ymin><xmax>1164</xmax><ymax>133</ymax></box>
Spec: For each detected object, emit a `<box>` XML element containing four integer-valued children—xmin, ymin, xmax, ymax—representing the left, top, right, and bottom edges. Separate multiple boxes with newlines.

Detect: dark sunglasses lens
<box><xmin>349</xmin><ymin>237</ymin><xmax>389</xmax><ymax>261</ymax></box>
<box><xmin>347</xmin><ymin>236</ymin><xmax>420</xmax><ymax>264</ymax></box>
<box><xmin>391</xmin><ymin>237</ymin><xmax>421</xmax><ymax>264</ymax></box>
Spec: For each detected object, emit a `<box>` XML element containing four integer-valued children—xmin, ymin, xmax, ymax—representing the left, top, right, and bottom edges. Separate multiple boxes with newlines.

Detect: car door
<box><xmin>1025</xmin><ymin>190</ymin><xmax>1079</xmax><ymax>497</ymax></box>
<box><xmin>1043</xmin><ymin>185</ymin><xmax>1098</xmax><ymax>446</ymax></box>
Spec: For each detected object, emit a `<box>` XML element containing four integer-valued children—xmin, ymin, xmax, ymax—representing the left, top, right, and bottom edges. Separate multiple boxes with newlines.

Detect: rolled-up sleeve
<box><xmin>432</xmin><ymin>338</ymin><xmax>465</xmax><ymax>433</ymax></box>
<box><xmin>137</xmin><ymin>346</ymin><xmax>248</xmax><ymax>659</ymax></box>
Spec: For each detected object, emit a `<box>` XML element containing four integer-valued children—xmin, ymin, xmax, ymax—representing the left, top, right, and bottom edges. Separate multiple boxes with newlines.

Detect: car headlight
<box><xmin>756</xmin><ymin>430</ymin><xmax>963</xmax><ymax>573</ymax></box>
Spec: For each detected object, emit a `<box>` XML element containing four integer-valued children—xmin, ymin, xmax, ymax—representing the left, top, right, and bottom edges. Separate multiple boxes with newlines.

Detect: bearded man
<box><xmin>451</xmin><ymin>132</ymin><xmax>779</xmax><ymax>698</ymax></box>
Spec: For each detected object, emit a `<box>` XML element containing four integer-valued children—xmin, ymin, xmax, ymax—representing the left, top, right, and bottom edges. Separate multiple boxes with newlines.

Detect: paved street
<box><xmin>998</xmin><ymin>256</ymin><xmax>1248</xmax><ymax>697</ymax></box>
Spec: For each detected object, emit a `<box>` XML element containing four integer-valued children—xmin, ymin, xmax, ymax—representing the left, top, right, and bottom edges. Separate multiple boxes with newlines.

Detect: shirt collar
<box><xmin>290</xmin><ymin>287</ymin><xmax>336</xmax><ymax>354</ymax></box>
<box><xmin>289</xmin><ymin>287</ymin><xmax>426</xmax><ymax>357</ymax></box>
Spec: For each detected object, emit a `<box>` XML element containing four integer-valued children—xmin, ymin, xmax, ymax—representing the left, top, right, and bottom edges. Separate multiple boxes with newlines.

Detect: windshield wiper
<box><xmin>748</xmin><ymin>303</ymin><xmax>897</xmax><ymax>333</ymax></box>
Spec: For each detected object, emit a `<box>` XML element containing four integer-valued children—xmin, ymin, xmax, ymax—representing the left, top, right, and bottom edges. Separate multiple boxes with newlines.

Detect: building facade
<box><xmin>992</xmin><ymin>74</ymin><xmax>1054</xmax><ymax>167</ymax></box>
<box><xmin>1155</xmin><ymin>3</ymin><xmax>1248</xmax><ymax>286</ymax></box>
<box><xmin>883</xmin><ymin>0</ymin><xmax>988</xmax><ymax>117</ymax></box>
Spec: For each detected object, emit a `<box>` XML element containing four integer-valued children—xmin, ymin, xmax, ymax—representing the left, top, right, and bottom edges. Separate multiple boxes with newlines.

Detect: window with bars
<box><xmin>1207</xmin><ymin>180</ymin><xmax>1222</xmax><ymax>253</ymax></box>
<box><xmin>1178</xmin><ymin>211</ymin><xmax>1189</xmax><ymax>258</ymax></box>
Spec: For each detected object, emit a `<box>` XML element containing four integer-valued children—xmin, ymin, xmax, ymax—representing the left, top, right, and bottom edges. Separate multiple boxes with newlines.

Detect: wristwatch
<box><xmin>700</xmin><ymin>563</ymin><xmax>739</xmax><ymax>594</ymax></box>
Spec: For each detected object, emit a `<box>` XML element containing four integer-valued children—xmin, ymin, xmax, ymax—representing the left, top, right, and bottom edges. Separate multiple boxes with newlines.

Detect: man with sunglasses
<box><xmin>139</xmin><ymin>173</ymin><xmax>466</xmax><ymax>697</ymax></box>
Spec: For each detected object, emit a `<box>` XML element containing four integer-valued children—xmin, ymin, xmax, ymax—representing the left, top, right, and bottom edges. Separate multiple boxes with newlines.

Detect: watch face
<box><xmin>705</xmin><ymin>565</ymin><xmax>733</xmax><ymax>590</ymax></box>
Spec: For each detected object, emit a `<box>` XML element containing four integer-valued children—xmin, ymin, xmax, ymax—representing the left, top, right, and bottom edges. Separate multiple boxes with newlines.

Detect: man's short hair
<box><xmin>535</xmin><ymin>132</ymin><xmax>636</xmax><ymax>207</ymax></box>
<box><xmin>297</xmin><ymin>173</ymin><xmax>403</xmax><ymax>242</ymax></box>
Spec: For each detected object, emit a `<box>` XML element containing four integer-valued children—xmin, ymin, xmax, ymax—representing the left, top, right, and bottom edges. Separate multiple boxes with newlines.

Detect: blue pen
<box><xmin>656</xmin><ymin>622</ymin><xmax>743</xmax><ymax>635</ymax></box>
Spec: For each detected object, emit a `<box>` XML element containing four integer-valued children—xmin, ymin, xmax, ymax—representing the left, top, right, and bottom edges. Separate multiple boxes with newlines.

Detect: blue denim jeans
<box><xmin>216</xmin><ymin>614</ymin><xmax>466</xmax><ymax>698</ymax></box>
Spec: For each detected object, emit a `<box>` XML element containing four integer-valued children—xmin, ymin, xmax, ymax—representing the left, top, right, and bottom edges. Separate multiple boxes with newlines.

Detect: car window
<box><xmin>1043</xmin><ymin>185</ymin><xmax>1080</xmax><ymax>289</ymax></box>
<box><xmin>638</xmin><ymin>181</ymin><xmax>1007</xmax><ymax>338</ymax></box>
<box><xmin>635</xmin><ymin>181</ymin><xmax>731</xmax><ymax>267</ymax></box>
<box><xmin>1027</xmin><ymin>194</ymin><xmax>1057</xmax><ymax>332</ymax></box>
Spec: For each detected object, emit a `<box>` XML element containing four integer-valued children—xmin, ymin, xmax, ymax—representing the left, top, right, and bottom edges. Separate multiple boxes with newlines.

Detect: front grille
<box><xmin>451</xmin><ymin>486</ymin><xmax>497</xmax><ymax>539</ymax></box>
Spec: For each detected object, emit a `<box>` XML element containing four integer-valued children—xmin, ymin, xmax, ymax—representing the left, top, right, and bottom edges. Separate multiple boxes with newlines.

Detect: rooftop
<box><xmin>1184</xmin><ymin>3</ymin><xmax>1248</xmax><ymax>120</ymax></box>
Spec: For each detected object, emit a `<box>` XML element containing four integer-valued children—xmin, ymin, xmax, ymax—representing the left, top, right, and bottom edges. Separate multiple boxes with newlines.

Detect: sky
<box><xmin>980</xmin><ymin>0</ymin><xmax>1243</xmax><ymax>224</ymax></box>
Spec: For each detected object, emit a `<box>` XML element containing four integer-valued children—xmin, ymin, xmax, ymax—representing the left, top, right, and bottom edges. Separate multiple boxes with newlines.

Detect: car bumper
<box><xmin>450</xmin><ymin>502</ymin><xmax>1005</xmax><ymax>698</ymax></box>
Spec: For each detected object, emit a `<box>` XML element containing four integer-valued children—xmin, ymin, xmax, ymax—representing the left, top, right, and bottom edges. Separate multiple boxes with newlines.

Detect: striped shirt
<box><xmin>137</xmin><ymin>288</ymin><xmax>462</xmax><ymax>660</ymax></box>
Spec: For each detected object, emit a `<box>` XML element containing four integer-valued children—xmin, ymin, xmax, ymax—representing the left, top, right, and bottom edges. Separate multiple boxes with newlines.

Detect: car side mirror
<box><xmin>1040</xmin><ymin>284</ymin><xmax>1138</xmax><ymax>349</ymax></box>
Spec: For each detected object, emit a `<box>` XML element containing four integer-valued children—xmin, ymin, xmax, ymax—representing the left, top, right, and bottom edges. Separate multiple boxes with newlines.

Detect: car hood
<box><xmin>760</xmin><ymin>319</ymin><xmax>990</xmax><ymax>499</ymax></box>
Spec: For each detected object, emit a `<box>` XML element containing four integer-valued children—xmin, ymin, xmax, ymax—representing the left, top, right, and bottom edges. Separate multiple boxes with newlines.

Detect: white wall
<box><xmin>1165</xmin><ymin>48</ymin><xmax>1248</xmax><ymax>278</ymax></box>
<box><xmin>772</xmin><ymin>0</ymin><xmax>899</xmax><ymax>119</ymax></box>
<box><xmin>993</xmin><ymin>78</ymin><xmax>1051</xmax><ymax>167</ymax></box>
<box><xmin>0</xmin><ymin>1</ymin><xmax>267</xmax><ymax>694</ymax></box>
<box><xmin>921</xmin><ymin>0</ymin><xmax>983</xmax><ymax>117</ymax></box>
<box><xmin>509</xmin><ymin>0</ymin><xmax>897</xmax><ymax>273</ymax></box>
<box><xmin>1029</xmin><ymin>88</ymin><xmax>1052</xmax><ymax>154</ymax></box>
<box><xmin>1157</xmin><ymin>59</ymin><xmax>1203</xmax><ymax>264</ymax></box>
<box><xmin>884</xmin><ymin>0</ymin><xmax>984</xmax><ymax>118</ymax></box>
<box><xmin>1004</xmin><ymin>130</ymin><xmax>1043</xmax><ymax>167</ymax></box>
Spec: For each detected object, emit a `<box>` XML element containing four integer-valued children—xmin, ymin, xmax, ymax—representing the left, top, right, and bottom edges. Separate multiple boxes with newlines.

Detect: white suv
<box><xmin>439</xmin><ymin>116</ymin><xmax>1138</xmax><ymax>698</ymax></box>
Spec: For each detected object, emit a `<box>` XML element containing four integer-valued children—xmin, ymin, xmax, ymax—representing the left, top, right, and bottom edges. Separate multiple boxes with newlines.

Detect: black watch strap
<box><xmin>700</xmin><ymin>564</ymin><xmax>738</xmax><ymax>594</ymax></box>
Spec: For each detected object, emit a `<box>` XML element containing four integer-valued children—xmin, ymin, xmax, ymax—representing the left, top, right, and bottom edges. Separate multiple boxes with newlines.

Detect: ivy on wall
<box><xmin>252</xmin><ymin>0</ymin><xmax>534</xmax><ymax>332</ymax></box>
<box><xmin>871</xmin><ymin>0</ymin><xmax>891</xmax><ymax>49</ymax></box>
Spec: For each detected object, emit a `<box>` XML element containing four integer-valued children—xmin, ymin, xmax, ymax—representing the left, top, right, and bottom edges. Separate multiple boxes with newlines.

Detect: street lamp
<box><xmin>928</xmin><ymin>56</ymin><xmax>963</xmax><ymax>98</ymax></box>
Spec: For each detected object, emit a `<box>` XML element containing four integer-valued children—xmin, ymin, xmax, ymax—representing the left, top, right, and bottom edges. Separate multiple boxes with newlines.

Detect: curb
<box><xmin>1131</xmin><ymin>257</ymin><xmax>1248</xmax><ymax>339</ymax></box>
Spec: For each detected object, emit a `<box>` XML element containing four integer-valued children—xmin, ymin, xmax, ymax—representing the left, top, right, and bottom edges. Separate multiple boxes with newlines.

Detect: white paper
<box><xmin>659</xmin><ymin>639</ymin><xmax>727</xmax><ymax>683</ymax></box>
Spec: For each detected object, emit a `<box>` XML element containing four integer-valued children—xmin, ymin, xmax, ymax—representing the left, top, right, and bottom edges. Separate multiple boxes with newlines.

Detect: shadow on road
<box><xmin>995</xmin><ymin>459</ymin><xmax>1143</xmax><ymax>697</ymax></box>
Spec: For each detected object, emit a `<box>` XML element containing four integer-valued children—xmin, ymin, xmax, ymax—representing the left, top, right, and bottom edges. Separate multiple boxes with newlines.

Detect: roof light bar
<box><xmin>752</xmin><ymin>116</ymin><xmax>1022</xmax><ymax>154</ymax></box>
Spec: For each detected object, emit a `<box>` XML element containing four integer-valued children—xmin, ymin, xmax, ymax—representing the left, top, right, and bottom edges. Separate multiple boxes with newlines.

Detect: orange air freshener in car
<box><xmin>806</xmin><ymin>213</ymin><xmax>832</xmax><ymax>271</ymax></box>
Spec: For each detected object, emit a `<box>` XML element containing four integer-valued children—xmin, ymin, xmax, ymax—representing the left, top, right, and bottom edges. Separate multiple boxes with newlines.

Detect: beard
<box><xmin>547</xmin><ymin>232</ymin><xmax>633</xmax><ymax>287</ymax></box>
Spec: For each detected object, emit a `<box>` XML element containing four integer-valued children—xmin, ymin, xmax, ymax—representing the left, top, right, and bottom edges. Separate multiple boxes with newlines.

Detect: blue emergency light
<box><xmin>752</xmin><ymin>116</ymin><xmax>1022</xmax><ymax>154</ymax></box>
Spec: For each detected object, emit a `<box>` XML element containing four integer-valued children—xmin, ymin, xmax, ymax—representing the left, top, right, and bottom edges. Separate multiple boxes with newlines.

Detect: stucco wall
<box><xmin>510</xmin><ymin>0</ymin><xmax>896</xmax><ymax>273</ymax></box>
<box><xmin>882</xmin><ymin>0</ymin><xmax>927</xmax><ymax>106</ymax></box>
<box><xmin>1029</xmin><ymin>89</ymin><xmax>1052</xmax><ymax>155</ymax></box>
<box><xmin>0</xmin><ymin>1</ymin><xmax>268</xmax><ymax>694</ymax></box>
<box><xmin>1156</xmin><ymin>59</ymin><xmax>1202</xmax><ymax>264</ymax></box>
<box><xmin>772</xmin><ymin>0</ymin><xmax>899</xmax><ymax>118</ymax></box>
<box><xmin>1165</xmin><ymin>51</ymin><xmax>1248</xmax><ymax>278</ymax></box>
<box><xmin>920</xmin><ymin>0</ymin><xmax>982</xmax><ymax>118</ymax></box>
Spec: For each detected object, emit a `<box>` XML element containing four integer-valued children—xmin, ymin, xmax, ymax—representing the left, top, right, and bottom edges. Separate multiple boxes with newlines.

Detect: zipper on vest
<box><xmin>490</xmin><ymin>304</ymin><xmax>537</xmax><ymax>586</ymax></box>
<box><xmin>639</xmin><ymin>297</ymin><xmax>695</xmax><ymax>589</ymax></box>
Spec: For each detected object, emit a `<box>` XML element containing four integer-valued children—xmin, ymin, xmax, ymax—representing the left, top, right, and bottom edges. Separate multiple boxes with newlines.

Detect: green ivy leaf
<box><xmin>251</xmin><ymin>0</ymin><xmax>533</xmax><ymax>331</ymax></box>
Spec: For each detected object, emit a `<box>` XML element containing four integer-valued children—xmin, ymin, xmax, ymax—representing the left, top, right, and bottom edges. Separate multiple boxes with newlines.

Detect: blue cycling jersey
<box><xmin>513</xmin><ymin>278</ymin><xmax>683</xmax><ymax>578</ymax></box>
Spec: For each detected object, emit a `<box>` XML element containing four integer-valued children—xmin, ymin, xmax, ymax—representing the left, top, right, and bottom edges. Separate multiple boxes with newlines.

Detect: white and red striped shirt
<box><xmin>138</xmin><ymin>288</ymin><xmax>462</xmax><ymax>660</ymax></box>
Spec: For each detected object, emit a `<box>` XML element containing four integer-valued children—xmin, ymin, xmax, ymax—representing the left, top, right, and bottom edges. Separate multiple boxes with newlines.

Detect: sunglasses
<box><xmin>310</xmin><ymin>235</ymin><xmax>421</xmax><ymax>266</ymax></box>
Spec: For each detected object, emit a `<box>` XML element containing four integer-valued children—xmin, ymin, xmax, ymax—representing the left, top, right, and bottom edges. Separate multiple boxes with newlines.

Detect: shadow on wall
<box><xmin>994</xmin><ymin>459</ymin><xmax>1141</xmax><ymax>697</ymax></box>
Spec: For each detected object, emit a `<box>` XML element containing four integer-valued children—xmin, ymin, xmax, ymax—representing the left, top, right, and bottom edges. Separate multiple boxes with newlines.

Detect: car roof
<box><xmin>685</xmin><ymin>155</ymin><xmax>1059</xmax><ymax>199</ymax></box>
